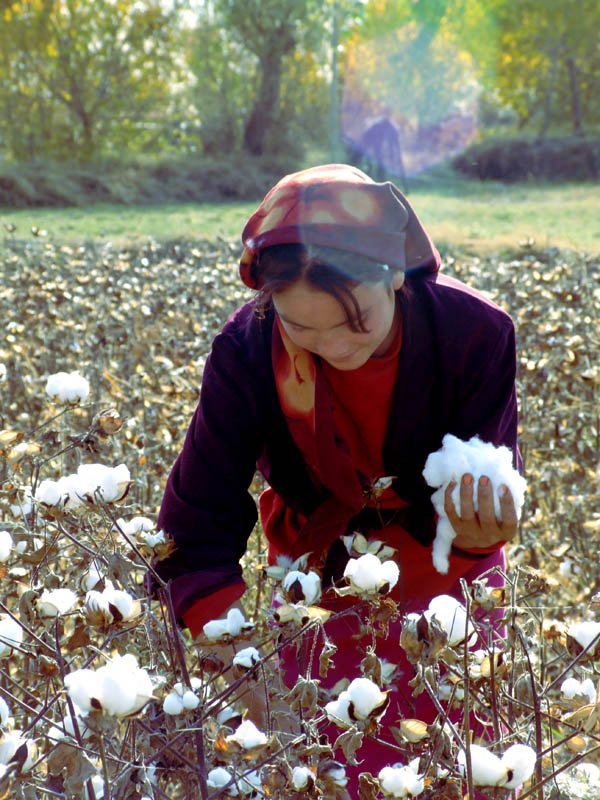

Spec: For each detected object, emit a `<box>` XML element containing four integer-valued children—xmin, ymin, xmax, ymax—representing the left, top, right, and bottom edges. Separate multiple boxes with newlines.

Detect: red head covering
<box><xmin>240</xmin><ymin>163</ymin><xmax>439</xmax><ymax>289</ymax></box>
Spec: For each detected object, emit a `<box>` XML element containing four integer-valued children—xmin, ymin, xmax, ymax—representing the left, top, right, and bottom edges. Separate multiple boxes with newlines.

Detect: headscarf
<box><xmin>239</xmin><ymin>163</ymin><xmax>440</xmax><ymax>289</ymax></box>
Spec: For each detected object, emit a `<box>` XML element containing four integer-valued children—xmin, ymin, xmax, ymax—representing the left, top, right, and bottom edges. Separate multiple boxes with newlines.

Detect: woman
<box><xmin>153</xmin><ymin>163</ymin><xmax>520</xmax><ymax>782</ymax></box>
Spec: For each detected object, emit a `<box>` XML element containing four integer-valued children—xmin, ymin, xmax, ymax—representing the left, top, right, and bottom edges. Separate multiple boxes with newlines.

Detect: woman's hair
<box><xmin>254</xmin><ymin>243</ymin><xmax>404</xmax><ymax>333</ymax></box>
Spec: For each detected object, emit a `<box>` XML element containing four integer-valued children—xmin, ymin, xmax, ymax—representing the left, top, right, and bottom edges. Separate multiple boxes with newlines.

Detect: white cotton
<box><xmin>226</xmin><ymin>719</ymin><xmax>268</xmax><ymax>749</ymax></box>
<box><xmin>35</xmin><ymin>479</ymin><xmax>64</xmax><ymax>506</ymax></box>
<box><xmin>378</xmin><ymin>759</ymin><xmax>425</xmax><ymax>797</ymax></box>
<box><xmin>501</xmin><ymin>743</ymin><xmax>537</xmax><ymax>789</ymax></box>
<box><xmin>0</xmin><ymin>730</ymin><xmax>35</xmax><ymax>771</ymax></box>
<box><xmin>561</xmin><ymin>677</ymin><xmax>597</xmax><ymax>704</ymax></box>
<box><xmin>423</xmin><ymin>434</ymin><xmax>527</xmax><ymax>574</ymax></box>
<box><xmin>343</xmin><ymin>552</ymin><xmax>400</xmax><ymax>594</ymax></box>
<box><xmin>207</xmin><ymin>767</ymin><xmax>232</xmax><ymax>790</ymax></box>
<box><xmin>115</xmin><ymin>516</ymin><xmax>154</xmax><ymax>537</ymax></box>
<box><xmin>348</xmin><ymin>677</ymin><xmax>387</xmax><ymax>719</ymax></box>
<box><xmin>64</xmin><ymin>669</ymin><xmax>105</xmax><ymax>713</ymax></box>
<box><xmin>238</xmin><ymin>770</ymin><xmax>262</xmax><ymax>795</ymax></box>
<box><xmin>45</xmin><ymin>371</ymin><xmax>90</xmax><ymax>404</ymax></box>
<box><xmin>163</xmin><ymin>692</ymin><xmax>185</xmax><ymax>715</ymax></box>
<box><xmin>457</xmin><ymin>744</ymin><xmax>506</xmax><ymax>787</ymax></box>
<box><xmin>233</xmin><ymin>647</ymin><xmax>261</xmax><ymax>670</ymax></box>
<box><xmin>568</xmin><ymin>621</ymin><xmax>600</xmax><ymax>651</ymax></box>
<box><xmin>81</xmin><ymin>564</ymin><xmax>103</xmax><ymax>592</ymax></box>
<box><xmin>325</xmin><ymin>692</ymin><xmax>353</xmax><ymax>727</ymax></box>
<box><xmin>226</xmin><ymin>608</ymin><xmax>246</xmax><ymax>636</ymax></box>
<box><xmin>292</xmin><ymin>765</ymin><xmax>313</xmax><ymax>790</ymax></box>
<box><xmin>0</xmin><ymin>363</ymin><xmax>6</xmax><ymax>383</ymax></box>
<box><xmin>91</xmin><ymin>774</ymin><xmax>105</xmax><ymax>799</ymax></box>
<box><xmin>426</xmin><ymin>595</ymin><xmax>472</xmax><ymax>646</ymax></box>
<box><xmin>321</xmin><ymin>762</ymin><xmax>348</xmax><ymax>787</ymax></box>
<box><xmin>282</xmin><ymin>570</ymin><xmax>322</xmax><ymax>605</ymax></box>
<box><xmin>0</xmin><ymin>615</ymin><xmax>24</xmax><ymax>657</ymax></box>
<box><xmin>38</xmin><ymin>588</ymin><xmax>78</xmax><ymax>617</ymax></box>
<box><xmin>182</xmin><ymin>690</ymin><xmax>200</xmax><ymax>710</ymax></box>
<box><xmin>0</xmin><ymin>696</ymin><xmax>9</xmax><ymax>726</ymax></box>
<box><xmin>202</xmin><ymin>619</ymin><xmax>230</xmax><ymax>640</ymax></box>
<box><xmin>203</xmin><ymin>607</ymin><xmax>252</xmax><ymax>640</ymax></box>
<box><xmin>76</xmin><ymin>463</ymin><xmax>131</xmax><ymax>503</ymax></box>
<box><xmin>65</xmin><ymin>654</ymin><xmax>152</xmax><ymax>717</ymax></box>
<box><xmin>0</xmin><ymin>531</ymin><xmax>13</xmax><ymax>562</ymax></box>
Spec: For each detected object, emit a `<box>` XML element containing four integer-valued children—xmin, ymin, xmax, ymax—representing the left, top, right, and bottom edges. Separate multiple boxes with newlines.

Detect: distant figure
<box><xmin>359</xmin><ymin>118</ymin><xmax>406</xmax><ymax>188</ymax></box>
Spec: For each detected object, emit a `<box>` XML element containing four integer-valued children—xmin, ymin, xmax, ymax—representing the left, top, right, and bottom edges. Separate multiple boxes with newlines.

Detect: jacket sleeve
<box><xmin>151</xmin><ymin>310</ymin><xmax>267</xmax><ymax>622</ymax></box>
<box><xmin>452</xmin><ymin>317</ymin><xmax>521</xmax><ymax>470</ymax></box>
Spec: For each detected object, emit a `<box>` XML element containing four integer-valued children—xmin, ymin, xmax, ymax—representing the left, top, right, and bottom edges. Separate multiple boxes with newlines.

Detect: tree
<box><xmin>491</xmin><ymin>0</ymin><xmax>600</xmax><ymax>135</ymax></box>
<box><xmin>0</xmin><ymin>0</ymin><xmax>185</xmax><ymax>161</ymax></box>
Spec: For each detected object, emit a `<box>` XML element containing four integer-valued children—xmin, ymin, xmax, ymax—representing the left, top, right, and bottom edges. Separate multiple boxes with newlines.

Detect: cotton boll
<box><xmin>501</xmin><ymin>743</ymin><xmax>537</xmax><ymax>789</ymax></box>
<box><xmin>35</xmin><ymin>479</ymin><xmax>64</xmax><ymax>507</ymax></box>
<box><xmin>37</xmin><ymin>588</ymin><xmax>78</xmax><ymax>617</ymax></box>
<box><xmin>207</xmin><ymin>767</ymin><xmax>233</xmax><ymax>791</ymax></box>
<box><xmin>343</xmin><ymin>552</ymin><xmax>399</xmax><ymax>595</ymax></box>
<box><xmin>325</xmin><ymin>692</ymin><xmax>353</xmax><ymax>727</ymax></box>
<box><xmin>347</xmin><ymin>677</ymin><xmax>387</xmax><ymax>719</ymax></box>
<box><xmin>0</xmin><ymin>531</ymin><xmax>13</xmax><ymax>562</ymax></box>
<box><xmin>282</xmin><ymin>570</ymin><xmax>322</xmax><ymax>605</ymax></box>
<box><xmin>0</xmin><ymin>696</ymin><xmax>9</xmax><ymax>727</ymax></box>
<box><xmin>0</xmin><ymin>615</ymin><xmax>24</xmax><ymax>656</ymax></box>
<box><xmin>457</xmin><ymin>744</ymin><xmax>506</xmax><ymax>787</ymax></box>
<box><xmin>0</xmin><ymin>730</ymin><xmax>36</xmax><ymax>772</ymax></box>
<box><xmin>426</xmin><ymin>595</ymin><xmax>471</xmax><ymax>646</ymax></box>
<box><xmin>163</xmin><ymin>692</ymin><xmax>185</xmax><ymax>715</ymax></box>
<box><xmin>226</xmin><ymin>608</ymin><xmax>246</xmax><ymax>636</ymax></box>
<box><xmin>233</xmin><ymin>647</ymin><xmax>260</xmax><ymax>670</ymax></box>
<box><xmin>378</xmin><ymin>760</ymin><xmax>425</xmax><ymax>797</ymax></box>
<box><xmin>225</xmin><ymin>719</ymin><xmax>268</xmax><ymax>749</ymax></box>
<box><xmin>423</xmin><ymin>434</ymin><xmax>527</xmax><ymax>574</ymax></box>
<box><xmin>45</xmin><ymin>371</ymin><xmax>90</xmax><ymax>404</ymax></box>
<box><xmin>292</xmin><ymin>765</ymin><xmax>314</xmax><ymax>790</ymax></box>
<box><xmin>64</xmin><ymin>669</ymin><xmax>105</xmax><ymax>713</ymax></box>
<box><xmin>203</xmin><ymin>619</ymin><xmax>230</xmax><ymax>640</ymax></box>
<box><xmin>568</xmin><ymin>621</ymin><xmax>600</xmax><ymax>651</ymax></box>
<box><xmin>561</xmin><ymin>677</ymin><xmax>597</xmax><ymax>704</ymax></box>
<box><xmin>182</xmin><ymin>690</ymin><xmax>200</xmax><ymax>710</ymax></box>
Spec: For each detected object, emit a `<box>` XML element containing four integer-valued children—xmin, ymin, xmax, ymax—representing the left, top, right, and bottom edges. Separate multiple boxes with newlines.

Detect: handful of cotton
<box><xmin>423</xmin><ymin>434</ymin><xmax>527</xmax><ymax>574</ymax></box>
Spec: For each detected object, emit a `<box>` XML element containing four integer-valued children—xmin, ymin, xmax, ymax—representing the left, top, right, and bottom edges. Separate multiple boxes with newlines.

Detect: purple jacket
<box><xmin>154</xmin><ymin>269</ymin><xmax>519</xmax><ymax>619</ymax></box>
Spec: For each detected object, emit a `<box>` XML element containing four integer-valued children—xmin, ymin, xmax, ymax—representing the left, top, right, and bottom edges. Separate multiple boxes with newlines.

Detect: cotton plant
<box><xmin>0</xmin><ymin>615</ymin><xmax>24</xmax><ymax>657</ymax></box>
<box><xmin>37</xmin><ymin>588</ymin><xmax>78</xmax><ymax>618</ymax></box>
<box><xmin>342</xmin><ymin>531</ymin><xmax>397</xmax><ymax>562</ymax></box>
<box><xmin>207</xmin><ymin>766</ymin><xmax>262</xmax><ymax>796</ymax></box>
<box><xmin>202</xmin><ymin>608</ymin><xmax>254</xmax><ymax>642</ymax></box>
<box><xmin>35</xmin><ymin>463</ymin><xmax>131</xmax><ymax>512</ymax></box>
<box><xmin>567</xmin><ymin>620</ymin><xmax>600</xmax><ymax>656</ymax></box>
<box><xmin>0</xmin><ymin>729</ymin><xmax>37</xmax><ymax>772</ymax></box>
<box><xmin>281</xmin><ymin>570</ymin><xmax>322</xmax><ymax>606</ymax></box>
<box><xmin>561</xmin><ymin>676</ymin><xmax>597</xmax><ymax>705</ymax></box>
<box><xmin>45</xmin><ymin>371</ymin><xmax>90</xmax><ymax>404</ymax></box>
<box><xmin>232</xmin><ymin>646</ymin><xmax>261</xmax><ymax>677</ymax></box>
<box><xmin>225</xmin><ymin>719</ymin><xmax>268</xmax><ymax>750</ymax></box>
<box><xmin>378</xmin><ymin>758</ymin><xmax>425</xmax><ymax>797</ymax></box>
<box><xmin>163</xmin><ymin>678</ymin><xmax>203</xmax><ymax>715</ymax></box>
<box><xmin>64</xmin><ymin>653</ymin><xmax>153</xmax><ymax>717</ymax></box>
<box><xmin>0</xmin><ymin>530</ymin><xmax>13</xmax><ymax>562</ymax></box>
<box><xmin>325</xmin><ymin>676</ymin><xmax>389</xmax><ymax>729</ymax></box>
<box><xmin>338</xmin><ymin>552</ymin><xmax>399</xmax><ymax>597</ymax></box>
<box><xmin>457</xmin><ymin>742</ymin><xmax>536</xmax><ymax>790</ymax></box>
<box><xmin>0</xmin><ymin>697</ymin><xmax>10</xmax><ymax>728</ymax></box>
<box><xmin>423</xmin><ymin>434</ymin><xmax>527</xmax><ymax>574</ymax></box>
<box><xmin>84</xmin><ymin>581</ymin><xmax>142</xmax><ymax>627</ymax></box>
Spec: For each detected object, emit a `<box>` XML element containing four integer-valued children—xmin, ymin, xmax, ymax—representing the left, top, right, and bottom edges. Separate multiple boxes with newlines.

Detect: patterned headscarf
<box><xmin>240</xmin><ymin>163</ymin><xmax>439</xmax><ymax>289</ymax></box>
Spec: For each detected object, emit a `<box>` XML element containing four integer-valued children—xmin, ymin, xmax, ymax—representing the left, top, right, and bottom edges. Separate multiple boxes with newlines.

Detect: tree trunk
<box><xmin>538</xmin><ymin>48</ymin><xmax>559</xmax><ymax>141</ymax></box>
<box><xmin>243</xmin><ymin>46</ymin><xmax>285</xmax><ymax>155</ymax></box>
<box><xmin>567</xmin><ymin>57</ymin><xmax>583</xmax><ymax>134</ymax></box>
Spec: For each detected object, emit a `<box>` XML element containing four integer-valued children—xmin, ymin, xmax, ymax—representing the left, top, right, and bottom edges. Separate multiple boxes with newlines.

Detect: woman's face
<box><xmin>272</xmin><ymin>274</ymin><xmax>403</xmax><ymax>371</ymax></box>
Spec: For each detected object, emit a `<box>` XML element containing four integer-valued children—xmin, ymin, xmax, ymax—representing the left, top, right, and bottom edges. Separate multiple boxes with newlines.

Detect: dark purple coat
<box><xmin>154</xmin><ymin>269</ymin><xmax>519</xmax><ymax>619</ymax></box>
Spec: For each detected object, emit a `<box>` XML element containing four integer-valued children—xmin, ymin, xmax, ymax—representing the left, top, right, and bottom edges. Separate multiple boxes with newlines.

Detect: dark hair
<box><xmin>254</xmin><ymin>243</ymin><xmax>403</xmax><ymax>333</ymax></box>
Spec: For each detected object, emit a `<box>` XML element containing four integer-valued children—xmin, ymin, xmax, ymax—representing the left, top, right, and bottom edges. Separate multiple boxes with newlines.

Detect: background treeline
<box><xmin>0</xmin><ymin>0</ymin><xmax>599</xmax><ymax>207</ymax></box>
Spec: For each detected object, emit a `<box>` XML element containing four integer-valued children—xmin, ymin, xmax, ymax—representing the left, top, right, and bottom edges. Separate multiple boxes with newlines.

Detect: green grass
<box><xmin>1</xmin><ymin>174</ymin><xmax>599</xmax><ymax>254</ymax></box>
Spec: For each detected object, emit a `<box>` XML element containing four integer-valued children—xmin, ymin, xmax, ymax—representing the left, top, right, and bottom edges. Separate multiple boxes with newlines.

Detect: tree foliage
<box><xmin>0</xmin><ymin>0</ymin><xmax>184</xmax><ymax>161</ymax></box>
<box><xmin>491</xmin><ymin>0</ymin><xmax>600</xmax><ymax>135</ymax></box>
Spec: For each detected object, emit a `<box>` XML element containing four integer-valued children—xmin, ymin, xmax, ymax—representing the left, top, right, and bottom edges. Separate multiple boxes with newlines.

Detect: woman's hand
<box><xmin>444</xmin><ymin>473</ymin><xmax>518</xmax><ymax>550</ymax></box>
